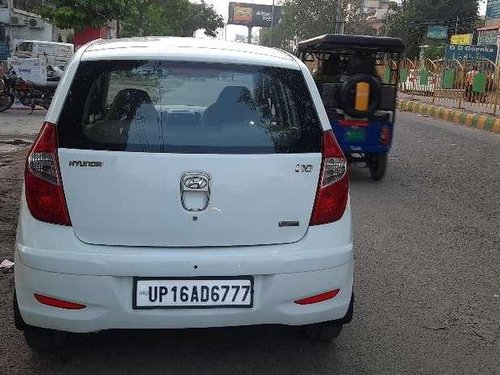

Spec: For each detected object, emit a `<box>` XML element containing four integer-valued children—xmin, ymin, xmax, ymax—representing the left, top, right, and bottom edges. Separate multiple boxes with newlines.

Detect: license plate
<box><xmin>133</xmin><ymin>277</ymin><xmax>254</xmax><ymax>309</ymax></box>
<box><xmin>346</xmin><ymin>128</ymin><xmax>366</xmax><ymax>142</ymax></box>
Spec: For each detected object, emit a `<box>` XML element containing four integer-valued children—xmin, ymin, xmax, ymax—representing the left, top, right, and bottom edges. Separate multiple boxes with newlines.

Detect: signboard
<box><xmin>478</xmin><ymin>29</ymin><xmax>498</xmax><ymax>45</ymax></box>
<box><xmin>427</xmin><ymin>26</ymin><xmax>448</xmax><ymax>39</ymax></box>
<box><xmin>450</xmin><ymin>34</ymin><xmax>473</xmax><ymax>46</ymax></box>
<box><xmin>445</xmin><ymin>44</ymin><xmax>498</xmax><ymax>61</ymax></box>
<box><xmin>228</xmin><ymin>2</ymin><xmax>282</xmax><ymax>27</ymax></box>
<box><xmin>486</xmin><ymin>0</ymin><xmax>500</xmax><ymax>20</ymax></box>
<box><xmin>7</xmin><ymin>57</ymin><xmax>47</xmax><ymax>85</ymax></box>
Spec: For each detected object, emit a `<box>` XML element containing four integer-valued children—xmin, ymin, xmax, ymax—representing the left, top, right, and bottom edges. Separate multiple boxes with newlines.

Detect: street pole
<box><xmin>333</xmin><ymin>0</ymin><xmax>338</xmax><ymax>33</ymax></box>
<box><xmin>247</xmin><ymin>26</ymin><xmax>252</xmax><ymax>44</ymax></box>
<box><xmin>455</xmin><ymin>15</ymin><xmax>459</xmax><ymax>35</ymax></box>
<box><xmin>270</xmin><ymin>0</ymin><xmax>275</xmax><ymax>47</ymax></box>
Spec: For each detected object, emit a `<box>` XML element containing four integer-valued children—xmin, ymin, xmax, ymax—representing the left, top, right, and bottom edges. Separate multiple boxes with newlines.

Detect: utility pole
<box><xmin>455</xmin><ymin>15</ymin><xmax>459</xmax><ymax>35</ymax></box>
<box><xmin>333</xmin><ymin>0</ymin><xmax>344</xmax><ymax>34</ymax></box>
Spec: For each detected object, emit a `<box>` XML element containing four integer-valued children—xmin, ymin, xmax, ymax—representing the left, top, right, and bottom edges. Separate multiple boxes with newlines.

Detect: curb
<box><xmin>397</xmin><ymin>100</ymin><xmax>500</xmax><ymax>134</ymax></box>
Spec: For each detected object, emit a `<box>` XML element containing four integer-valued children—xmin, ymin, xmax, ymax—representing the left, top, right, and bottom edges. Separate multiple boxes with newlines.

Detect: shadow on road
<box><xmin>31</xmin><ymin>326</ymin><xmax>342</xmax><ymax>374</ymax></box>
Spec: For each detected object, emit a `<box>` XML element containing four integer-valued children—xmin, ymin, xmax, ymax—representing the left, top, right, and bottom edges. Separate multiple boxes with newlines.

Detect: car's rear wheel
<box><xmin>302</xmin><ymin>322</ymin><xmax>343</xmax><ymax>342</ymax></box>
<box><xmin>368</xmin><ymin>153</ymin><xmax>388</xmax><ymax>181</ymax></box>
<box><xmin>23</xmin><ymin>328</ymin><xmax>67</xmax><ymax>352</ymax></box>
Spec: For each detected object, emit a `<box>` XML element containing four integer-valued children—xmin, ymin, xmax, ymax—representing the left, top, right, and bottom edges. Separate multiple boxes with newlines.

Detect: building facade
<box><xmin>362</xmin><ymin>0</ymin><xmax>390</xmax><ymax>20</ymax></box>
<box><xmin>480</xmin><ymin>0</ymin><xmax>500</xmax><ymax>62</ymax></box>
<box><xmin>0</xmin><ymin>0</ymin><xmax>68</xmax><ymax>60</ymax></box>
<box><xmin>360</xmin><ymin>0</ymin><xmax>390</xmax><ymax>33</ymax></box>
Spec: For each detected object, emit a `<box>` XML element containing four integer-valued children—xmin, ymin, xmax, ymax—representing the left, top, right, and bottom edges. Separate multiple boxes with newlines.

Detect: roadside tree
<box><xmin>260</xmin><ymin>0</ymin><xmax>377</xmax><ymax>50</ymax></box>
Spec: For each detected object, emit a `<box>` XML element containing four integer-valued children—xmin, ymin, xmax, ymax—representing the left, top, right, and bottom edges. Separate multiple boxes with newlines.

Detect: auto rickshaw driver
<box><xmin>313</xmin><ymin>54</ymin><xmax>342</xmax><ymax>83</ymax></box>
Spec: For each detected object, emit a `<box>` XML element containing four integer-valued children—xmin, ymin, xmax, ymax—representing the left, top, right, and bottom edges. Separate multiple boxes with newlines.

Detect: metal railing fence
<box><xmin>398</xmin><ymin>58</ymin><xmax>500</xmax><ymax>115</ymax></box>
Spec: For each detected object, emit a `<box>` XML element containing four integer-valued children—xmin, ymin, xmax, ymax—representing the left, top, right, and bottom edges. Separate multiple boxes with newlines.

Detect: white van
<box><xmin>15</xmin><ymin>40</ymin><xmax>74</xmax><ymax>67</ymax></box>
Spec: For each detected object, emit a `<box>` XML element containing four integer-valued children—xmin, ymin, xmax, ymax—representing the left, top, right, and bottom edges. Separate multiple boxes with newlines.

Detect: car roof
<box><xmin>297</xmin><ymin>34</ymin><xmax>405</xmax><ymax>53</ymax></box>
<box><xmin>19</xmin><ymin>40</ymin><xmax>74</xmax><ymax>47</ymax></box>
<box><xmin>81</xmin><ymin>37</ymin><xmax>300</xmax><ymax>70</ymax></box>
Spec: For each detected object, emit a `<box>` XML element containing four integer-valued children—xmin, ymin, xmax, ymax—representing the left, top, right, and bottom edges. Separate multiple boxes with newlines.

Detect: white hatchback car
<box><xmin>14</xmin><ymin>37</ymin><xmax>353</xmax><ymax>351</ymax></box>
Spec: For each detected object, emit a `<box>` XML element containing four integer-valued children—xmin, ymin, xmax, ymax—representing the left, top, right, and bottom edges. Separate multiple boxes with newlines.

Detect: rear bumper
<box><xmin>332</xmin><ymin>120</ymin><xmax>394</xmax><ymax>154</ymax></box>
<box><xmin>15</xmin><ymin>199</ymin><xmax>353</xmax><ymax>333</ymax></box>
<box><xmin>15</xmin><ymin>255</ymin><xmax>353</xmax><ymax>333</ymax></box>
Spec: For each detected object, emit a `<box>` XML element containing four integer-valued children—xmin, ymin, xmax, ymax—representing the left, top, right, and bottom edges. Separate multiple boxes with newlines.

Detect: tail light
<box><xmin>25</xmin><ymin>122</ymin><xmax>71</xmax><ymax>226</ymax></box>
<box><xmin>310</xmin><ymin>130</ymin><xmax>349</xmax><ymax>226</ymax></box>
<box><xmin>380</xmin><ymin>125</ymin><xmax>391</xmax><ymax>145</ymax></box>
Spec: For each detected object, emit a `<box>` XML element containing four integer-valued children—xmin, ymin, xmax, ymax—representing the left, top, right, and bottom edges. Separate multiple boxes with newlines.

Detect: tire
<box><xmin>13</xmin><ymin>293</ymin><xmax>27</xmax><ymax>331</ymax></box>
<box><xmin>302</xmin><ymin>322</ymin><xmax>343</xmax><ymax>342</ymax></box>
<box><xmin>23</xmin><ymin>328</ymin><xmax>67</xmax><ymax>352</ymax></box>
<box><xmin>369</xmin><ymin>153</ymin><xmax>388</xmax><ymax>181</ymax></box>
<box><xmin>0</xmin><ymin>93</ymin><xmax>14</xmax><ymax>112</ymax></box>
<box><xmin>340</xmin><ymin>74</ymin><xmax>382</xmax><ymax>119</ymax></box>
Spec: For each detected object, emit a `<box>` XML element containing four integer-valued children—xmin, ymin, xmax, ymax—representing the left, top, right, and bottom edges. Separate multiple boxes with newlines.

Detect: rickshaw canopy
<box><xmin>297</xmin><ymin>34</ymin><xmax>405</xmax><ymax>54</ymax></box>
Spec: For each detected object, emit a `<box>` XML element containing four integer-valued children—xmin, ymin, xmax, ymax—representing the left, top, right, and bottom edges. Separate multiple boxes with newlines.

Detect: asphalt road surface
<box><xmin>0</xmin><ymin>111</ymin><xmax>499</xmax><ymax>374</ymax></box>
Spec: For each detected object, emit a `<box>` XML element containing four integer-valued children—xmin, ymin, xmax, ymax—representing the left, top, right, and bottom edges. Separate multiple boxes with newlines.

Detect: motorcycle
<box><xmin>0</xmin><ymin>66</ymin><xmax>62</xmax><ymax>113</ymax></box>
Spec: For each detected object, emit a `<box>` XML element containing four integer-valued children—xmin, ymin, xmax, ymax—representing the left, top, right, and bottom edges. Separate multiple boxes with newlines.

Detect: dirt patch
<box><xmin>0</xmin><ymin>148</ymin><xmax>28</xmax><ymax>333</ymax></box>
<box><xmin>0</xmin><ymin>139</ymin><xmax>31</xmax><ymax>154</ymax></box>
<box><xmin>0</xmin><ymin>149</ymin><xmax>26</xmax><ymax>257</ymax></box>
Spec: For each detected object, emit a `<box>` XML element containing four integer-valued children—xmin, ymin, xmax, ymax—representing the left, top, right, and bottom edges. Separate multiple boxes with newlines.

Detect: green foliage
<box><xmin>384</xmin><ymin>0</ymin><xmax>479</xmax><ymax>58</ymax></box>
<box><xmin>423</xmin><ymin>44</ymin><xmax>445</xmax><ymax>60</ymax></box>
<box><xmin>120</xmin><ymin>0</ymin><xmax>224</xmax><ymax>37</ymax></box>
<box><xmin>260</xmin><ymin>0</ymin><xmax>377</xmax><ymax>51</ymax></box>
<box><xmin>38</xmin><ymin>0</ymin><xmax>224</xmax><ymax>37</ymax></box>
<box><xmin>37</xmin><ymin>0</ymin><xmax>132</xmax><ymax>31</ymax></box>
<box><xmin>182</xmin><ymin>1</ymin><xmax>224</xmax><ymax>37</ymax></box>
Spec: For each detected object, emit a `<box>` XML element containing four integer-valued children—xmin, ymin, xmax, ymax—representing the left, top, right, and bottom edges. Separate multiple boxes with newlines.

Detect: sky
<box><xmin>196</xmin><ymin>0</ymin><xmax>489</xmax><ymax>41</ymax></box>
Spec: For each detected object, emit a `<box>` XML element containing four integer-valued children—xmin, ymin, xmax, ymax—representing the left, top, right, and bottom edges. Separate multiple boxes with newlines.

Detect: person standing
<box><xmin>465</xmin><ymin>65</ymin><xmax>478</xmax><ymax>102</ymax></box>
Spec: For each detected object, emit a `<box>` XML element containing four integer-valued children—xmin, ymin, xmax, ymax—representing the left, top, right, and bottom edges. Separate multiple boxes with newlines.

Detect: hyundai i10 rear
<box><xmin>14</xmin><ymin>37</ymin><xmax>353</xmax><ymax>351</ymax></box>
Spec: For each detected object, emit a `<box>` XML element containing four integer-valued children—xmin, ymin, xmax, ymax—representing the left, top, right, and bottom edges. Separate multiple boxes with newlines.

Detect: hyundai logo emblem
<box><xmin>183</xmin><ymin>176</ymin><xmax>208</xmax><ymax>190</ymax></box>
<box><xmin>180</xmin><ymin>172</ymin><xmax>211</xmax><ymax>212</ymax></box>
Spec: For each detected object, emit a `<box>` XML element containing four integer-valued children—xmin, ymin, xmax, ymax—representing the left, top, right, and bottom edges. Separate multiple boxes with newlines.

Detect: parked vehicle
<box><xmin>297</xmin><ymin>35</ymin><xmax>405</xmax><ymax>180</ymax></box>
<box><xmin>0</xmin><ymin>67</ymin><xmax>60</xmax><ymax>112</ymax></box>
<box><xmin>14</xmin><ymin>37</ymin><xmax>353</xmax><ymax>351</ymax></box>
<box><xmin>15</xmin><ymin>40</ymin><xmax>74</xmax><ymax>68</ymax></box>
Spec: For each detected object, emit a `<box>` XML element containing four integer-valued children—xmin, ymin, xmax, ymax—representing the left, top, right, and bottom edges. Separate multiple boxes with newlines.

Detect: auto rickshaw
<box><xmin>297</xmin><ymin>34</ymin><xmax>405</xmax><ymax>180</ymax></box>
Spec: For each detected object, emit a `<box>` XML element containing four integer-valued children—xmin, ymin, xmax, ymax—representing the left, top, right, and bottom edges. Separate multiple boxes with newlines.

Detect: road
<box><xmin>0</xmin><ymin>110</ymin><xmax>499</xmax><ymax>374</ymax></box>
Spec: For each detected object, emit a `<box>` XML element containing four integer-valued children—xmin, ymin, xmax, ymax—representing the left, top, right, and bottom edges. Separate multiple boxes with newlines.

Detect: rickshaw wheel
<box><xmin>368</xmin><ymin>154</ymin><xmax>387</xmax><ymax>181</ymax></box>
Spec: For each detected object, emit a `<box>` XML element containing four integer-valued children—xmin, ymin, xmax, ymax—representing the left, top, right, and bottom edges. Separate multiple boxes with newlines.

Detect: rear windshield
<box><xmin>57</xmin><ymin>61</ymin><xmax>322</xmax><ymax>154</ymax></box>
<box><xmin>16</xmin><ymin>42</ymin><xmax>33</xmax><ymax>53</ymax></box>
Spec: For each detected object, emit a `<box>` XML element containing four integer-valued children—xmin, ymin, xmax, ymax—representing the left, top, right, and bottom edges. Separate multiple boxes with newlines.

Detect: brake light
<box><xmin>25</xmin><ymin>122</ymin><xmax>71</xmax><ymax>226</ymax></box>
<box><xmin>34</xmin><ymin>294</ymin><xmax>86</xmax><ymax>310</ymax></box>
<box><xmin>310</xmin><ymin>131</ymin><xmax>349</xmax><ymax>226</ymax></box>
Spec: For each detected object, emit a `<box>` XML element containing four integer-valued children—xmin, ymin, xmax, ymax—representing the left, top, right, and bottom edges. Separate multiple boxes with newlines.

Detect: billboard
<box><xmin>445</xmin><ymin>44</ymin><xmax>498</xmax><ymax>61</ymax></box>
<box><xmin>478</xmin><ymin>29</ymin><xmax>498</xmax><ymax>45</ymax></box>
<box><xmin>427</xmin><ymin>26</ymin><xmax>448</xmax><ymax>39</ymax></box>
<box><xmin>486</xmin><ymin>0</ymin><xmax>500</xmax><ymax>20</ymax></box>
<box><xmin>228</xmin><ymin>2</ymin><xmax>282</xmax><ymax>27</ymax></box>
<box><xmin>450</xmin><ymin>34</ymin><xmax>473</xmax><ymax>46</ymax></box>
